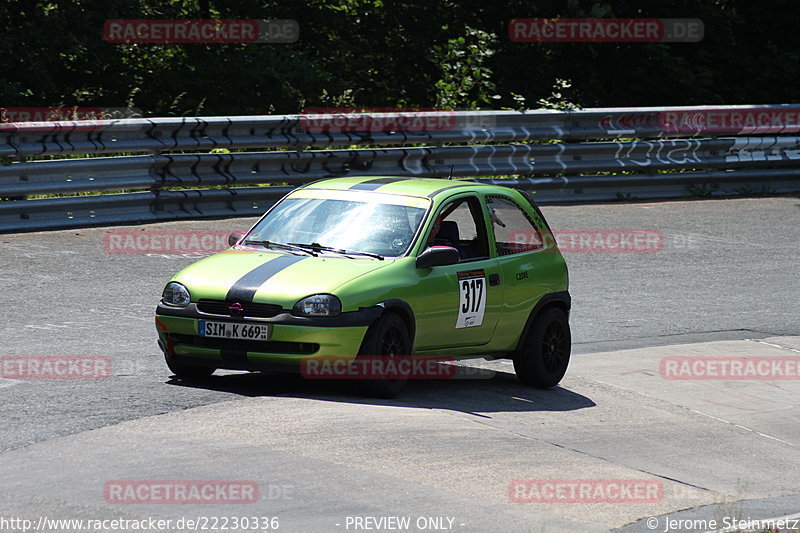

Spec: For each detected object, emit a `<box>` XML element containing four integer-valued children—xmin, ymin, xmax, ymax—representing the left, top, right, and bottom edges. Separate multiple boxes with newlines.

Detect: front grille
<box><xmin>171</xmin><ymin>333</ymin><xmax>318</xmax><ymax>355</ymax></box>
<box><xmin>196</xmin><ymin>299</ymin><xmax>283</xmax><ymax>318</ymax></box>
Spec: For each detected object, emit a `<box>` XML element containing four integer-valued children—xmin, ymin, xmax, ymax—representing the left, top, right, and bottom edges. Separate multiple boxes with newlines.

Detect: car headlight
<box><xmin>162</xmin><ymin>282</ymin><xmax>191</xmax><ymax>307</ymax></box>
<box><xmin>292</xmin><ymin>294</ymin><xmax>342</xmax><ymax>317</ymax></box>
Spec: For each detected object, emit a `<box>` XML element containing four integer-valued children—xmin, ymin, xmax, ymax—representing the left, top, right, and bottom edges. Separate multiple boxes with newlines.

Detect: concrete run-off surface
<box><xmin>1</xmin><ymin>337</ymin><xmax>799</xmax><ymax>532</ymax></box>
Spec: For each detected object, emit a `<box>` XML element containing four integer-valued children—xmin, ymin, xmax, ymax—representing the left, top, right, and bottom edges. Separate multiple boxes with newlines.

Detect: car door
<box><xmin>412</xmin><ymin>194</ymin><xmax>503</xmax><ymax>350</ymax></box>
<box><xmin>484</xmin><ymin>193</ymin><xmax>559</xmax><ymax>339</ymax></box>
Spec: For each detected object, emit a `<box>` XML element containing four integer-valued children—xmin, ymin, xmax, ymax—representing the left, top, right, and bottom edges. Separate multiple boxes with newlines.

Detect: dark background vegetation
<box><xmin>2</xmin><ymin>0</ymin><xmax>798</xmax><ymax>117</ymax></box>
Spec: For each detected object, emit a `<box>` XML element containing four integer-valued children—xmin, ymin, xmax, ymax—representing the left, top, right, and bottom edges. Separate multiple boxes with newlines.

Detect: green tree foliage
<box><xmin>432</xmin><ymin>27</ymin><xmax>499</xmax><ymax>109</ymax></box>
<box><xmin>1</xmin><ymin>0</ymin><xmax>798</xmax><ymax>117</ymax></box>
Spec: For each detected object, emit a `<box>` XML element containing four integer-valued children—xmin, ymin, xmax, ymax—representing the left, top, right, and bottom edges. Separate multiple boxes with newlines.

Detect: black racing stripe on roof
<box><xmin>296</xmin><ymin>178</ymin><xmax>330</xmax><ymax>189</ymax></box>
<box><xmin>226</xmin><ymin>255</ymin><xmax>307</xmax><ymax>303</ymax></box>
<box><xmin>349</xmin><ymin>177</ymin><xmax>409</xmax><ymax>190</ymax></box>
<box><xmin>426</xmin><ymin>182</ymin><xmax>475</xmax><ymax>198</ymax></box>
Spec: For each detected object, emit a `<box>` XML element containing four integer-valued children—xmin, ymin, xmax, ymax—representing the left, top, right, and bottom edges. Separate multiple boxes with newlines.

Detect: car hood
<box><xmin>171</xmin><ymin>248</ymin><xmax>392</xmax><ymax>308</ymax></box>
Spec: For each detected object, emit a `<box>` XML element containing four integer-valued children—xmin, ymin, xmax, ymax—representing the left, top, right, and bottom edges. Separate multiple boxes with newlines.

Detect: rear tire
<box><xmin>513</xmin><ymin>307</ymin><xmax>571</xmax><ymax>388</ymax></box>
<box><xmin>357</xmin><ymin>312</ymin><xmax>411</xmax><ymax>398</ymax></box>
<box><xmin>165</xmin><ymin>355</ymin><xmax>216</xmax><ymax>379</ymax></box>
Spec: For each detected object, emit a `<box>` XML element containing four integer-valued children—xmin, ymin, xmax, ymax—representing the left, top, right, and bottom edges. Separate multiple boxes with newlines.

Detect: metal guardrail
<box><xmin>0</xmin><ymin>187</ymin><xmax>293</xmax><ymax>232</ymax></box>
<box><xmin>4</xmin><ymin>105</ymin><xmax>800</xmax><ymax>158</ymax></box>
<box><xmin>2</xmin><ymin>105</ymin><xmax>800</xmax><ymax>232</ymax></box>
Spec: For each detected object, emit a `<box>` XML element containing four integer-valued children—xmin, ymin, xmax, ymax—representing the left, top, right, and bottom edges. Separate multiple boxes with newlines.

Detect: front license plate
<box><xmin>198</xmin><ymin>320</ymin><xmax>269</xmax><ymax>341</ymax></box>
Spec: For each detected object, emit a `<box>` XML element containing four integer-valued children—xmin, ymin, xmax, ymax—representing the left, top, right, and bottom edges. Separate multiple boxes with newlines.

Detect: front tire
<box><xmin>513</xmin><ymin>307</ymin><xmax>571</xmax><ymax>388</ymax></box>
<box><xmin>165</xmin><ymin>355</ymin><xmax>216</xmax><ymax>379</ymax></box>
<box><xmin>357</xmin><ymin>312</ymin><xmax>411</xmax><ymax>398</ymax></box>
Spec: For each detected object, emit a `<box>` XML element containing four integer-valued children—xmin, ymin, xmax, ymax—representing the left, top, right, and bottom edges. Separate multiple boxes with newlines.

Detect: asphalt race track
<box><xmin>1</xmin><ymin>196</ymin><xmax>799</xmax><ymax>532</ymax></box>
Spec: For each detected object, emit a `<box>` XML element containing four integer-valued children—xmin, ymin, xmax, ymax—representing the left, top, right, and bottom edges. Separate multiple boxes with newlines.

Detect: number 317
<box><xmin>461</xmin><ymin>278</ymin><xmax>483</xmax><ymax>313</ymax></box>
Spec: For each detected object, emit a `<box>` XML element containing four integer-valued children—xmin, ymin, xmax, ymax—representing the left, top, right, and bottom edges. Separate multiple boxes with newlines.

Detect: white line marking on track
<box><xmin>688</xmin><ymin>409</ymin><xmax>795</xmax><ymax>447</ymax></box>
<box><xmin>0</xmin><ymin>378</ymin><xmax>21</xmax><ymax>389</ymax></box>
<box><xmin>750</xmin><ymin>339</ymin><xmax>800</xmax><ymax>354</ymax></box>
<box><xmin>590</xmin><ymin>378</ymin><xmax>797</xmax><ymax>447</ymax></box>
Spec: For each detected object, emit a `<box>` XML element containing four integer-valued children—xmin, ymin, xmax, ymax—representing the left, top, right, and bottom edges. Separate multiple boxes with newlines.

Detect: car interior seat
<box><xmin>435</xmin><ymin>221</ymin><xmax>468</xmax><ymax>258</ymax></box>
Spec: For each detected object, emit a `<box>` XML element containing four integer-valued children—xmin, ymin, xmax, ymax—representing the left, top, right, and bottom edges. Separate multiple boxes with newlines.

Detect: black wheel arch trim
<box><xmin>513</xmin><ymin>291</ymin><xmax>571</xmax><ymax>354</ymax></box>
<box><xmin>373</xmin><ymin>299</ymin><xmax>417</xmax><ymax>344</ymax></box>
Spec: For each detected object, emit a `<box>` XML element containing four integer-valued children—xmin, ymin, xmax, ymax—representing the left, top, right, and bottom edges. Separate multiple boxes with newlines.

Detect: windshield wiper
<box><xmin>288</xmin><ymin>242</ymin><xmax>384</xmax><ymax>260</ymax></box>
<box><xmin>243</xmin><ymin>240</ymin><xmax>318</xmax><ymax>257</ymax></box>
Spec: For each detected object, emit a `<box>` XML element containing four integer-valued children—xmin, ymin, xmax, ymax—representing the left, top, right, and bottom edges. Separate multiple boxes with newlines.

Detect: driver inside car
<box><xmin>426</xmin><ymin>204</ymin><xmax>468</xmax><ymax>259</ymax></box>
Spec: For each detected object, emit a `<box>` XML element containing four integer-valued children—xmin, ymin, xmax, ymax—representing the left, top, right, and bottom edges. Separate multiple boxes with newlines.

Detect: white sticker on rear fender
<box><xmin>456</xmin><ymin>269</ymin><xmax>486</xmax><ymax>329</ymax></box>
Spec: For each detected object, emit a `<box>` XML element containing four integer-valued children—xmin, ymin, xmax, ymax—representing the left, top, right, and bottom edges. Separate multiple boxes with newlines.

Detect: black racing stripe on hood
<box><xmin>349</xmin><ymin>177</ymin><xmax>409</xmax><ymax>190</ymax></box>
<box><xmin>226</xmin><ymin>254</ymin><xmax>307</xmax><ymax>303</ymax></box>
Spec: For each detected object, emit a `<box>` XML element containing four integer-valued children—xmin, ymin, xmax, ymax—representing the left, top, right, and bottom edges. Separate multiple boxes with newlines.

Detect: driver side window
<box><xmin>426</xmin><ymin>197</ymin><xmax>489</xmax><ymax>261</ymax></box>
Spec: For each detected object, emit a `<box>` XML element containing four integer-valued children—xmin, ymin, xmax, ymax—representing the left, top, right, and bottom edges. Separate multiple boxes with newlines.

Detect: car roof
<box><xmin>300</xmin><ymin>176</ymin><xmax>505</xmax><ymax>199</ymax></box>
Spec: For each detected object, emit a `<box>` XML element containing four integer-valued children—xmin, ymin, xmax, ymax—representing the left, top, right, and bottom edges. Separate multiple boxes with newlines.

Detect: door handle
<box><xmin>489</xmin><ymin>273</ymin><xmax>500</xmax><ymax>286</ymax></box>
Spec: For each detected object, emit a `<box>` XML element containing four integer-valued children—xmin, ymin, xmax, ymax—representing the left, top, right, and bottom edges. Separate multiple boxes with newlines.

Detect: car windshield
<box><xmin>247</xmin><ymin>195</ymin><xmax>428</xmax><ymax>257</ymax></box>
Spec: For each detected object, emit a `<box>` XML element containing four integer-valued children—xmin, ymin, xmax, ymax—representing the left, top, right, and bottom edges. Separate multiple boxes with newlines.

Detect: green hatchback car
<box><xmin>156</xmin><ymin>176</ymin><xmax>571</xmax><ymax>397</ymax></box>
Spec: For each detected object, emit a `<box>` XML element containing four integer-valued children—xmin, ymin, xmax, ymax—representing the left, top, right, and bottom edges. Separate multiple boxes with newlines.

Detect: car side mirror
<box><xmin>416</xmin><ymin>246</ymin><xmax>461</xmax><ymax>269</ymax></box>
<box><xmin>228</xmin><ymin>231</ymin><xmax>247</xmax><ymax>247</ymax></box>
